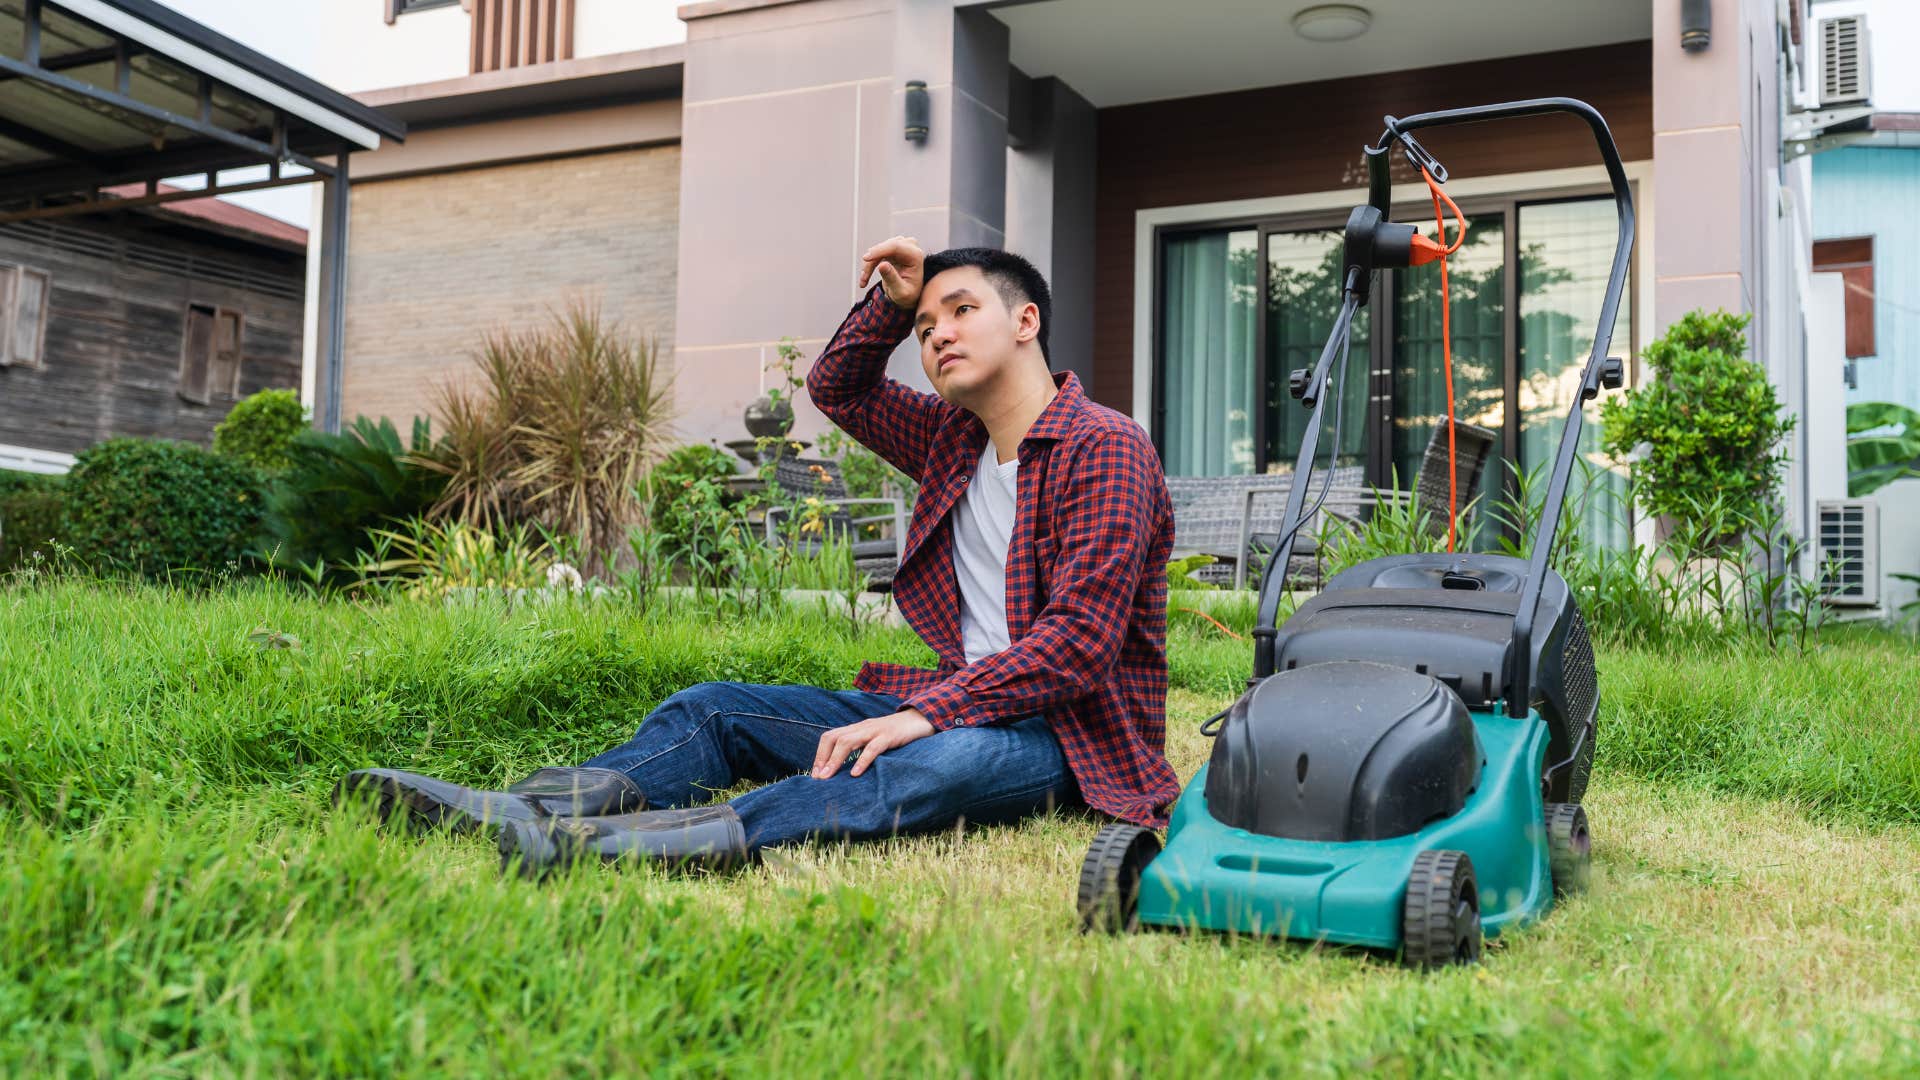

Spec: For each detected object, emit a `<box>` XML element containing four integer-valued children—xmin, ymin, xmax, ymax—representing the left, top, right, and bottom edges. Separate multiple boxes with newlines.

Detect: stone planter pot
<box><xmin>744</xmin><ymin>395</ymin><xmax>793</xmax><ymax>439</ymax></box>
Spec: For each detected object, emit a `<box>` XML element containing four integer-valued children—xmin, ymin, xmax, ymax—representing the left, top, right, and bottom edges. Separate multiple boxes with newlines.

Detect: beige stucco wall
<box><xmin>338</xmin><ymin>144</ymin><xmax>680</xmax><ymax>430</ymax></box>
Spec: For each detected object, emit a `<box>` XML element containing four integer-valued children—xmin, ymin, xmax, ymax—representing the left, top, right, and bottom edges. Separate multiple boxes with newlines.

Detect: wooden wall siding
<box><xmin>1092</xmin><ymin>41</ymin><xmax>1653</xmax><ymax>413</ymax></box>
<box><xmin>0</xmin><ymin>221</ymin><xmax>303</xmax><ymax>455</ymax></box>
<box><xmin>471</xmin><ymin>0</ymin><xmax>575</xmax><ymax>75</ymax></box>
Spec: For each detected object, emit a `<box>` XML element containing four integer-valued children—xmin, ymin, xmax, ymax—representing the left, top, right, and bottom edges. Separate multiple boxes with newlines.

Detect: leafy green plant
<box><xmin>1318</xmin><ymin>480</ymin><xmax>1481</xmax><ymax>581</ymax></box>
<box><xmin>353</xmin><ymin>517</ymin><xmax>555</xmax><ymax>600</ymax></box>
<box><xmin>0</xmin><ymin>470</ymin><xmax>65</xmax><ymax>571</ymax></box>
<box><xmin>62</xmin><ymin>438</ymin><xmax>263</xmax><ymax>580</ymax></box>
<box><xmin>257</xmin><ymin>416</ymin><xmax>446</xmax><ymax>585</ymax></box>
<box><xmin>1166</xmin><ymin>553</ymin><xmax>1221</xmax><ymax>591</ymax></box>
<box><xmin>423</xmin><ymin>305</ymin><xmax>671</xmax><ymax>575</ymax></box>
<box><xmin>213</xmin><ymin>389</ymin><xmax>307</xmax><ymax>475</ymax></box>
<box><xmin>644</xmin><ymin>444</ymin><xmax>749</xmax><ymax>566</ymax></box>
<box><xmin>1600</xmin><ymin>310</ymin><xmax>1793</xmax><ymax>537</ymax></box>
<box><xmin>1845</xmin><ymin>401</ymin><xmax>1920</xmax><ymax>497</ymax></box>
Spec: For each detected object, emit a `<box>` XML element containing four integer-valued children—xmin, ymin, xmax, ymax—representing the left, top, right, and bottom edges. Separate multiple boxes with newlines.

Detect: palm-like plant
<box><xmin>419</xmin><ymin>305</ymin><xmax>671</xmax><ymax>575</ymax></box>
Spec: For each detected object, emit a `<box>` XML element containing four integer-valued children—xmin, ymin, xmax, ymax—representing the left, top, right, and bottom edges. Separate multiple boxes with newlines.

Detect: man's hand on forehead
<box><xmin>859</xmin><ymin>236</ymin><xmax>925</xmax><ymax>311</ymax></box>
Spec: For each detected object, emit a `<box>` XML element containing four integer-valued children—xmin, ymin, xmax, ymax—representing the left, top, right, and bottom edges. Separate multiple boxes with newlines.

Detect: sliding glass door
<box><xmin>1155</xmin><ymin>189</ymin><xmax>1636</xmax><ymax>547</ymax></box>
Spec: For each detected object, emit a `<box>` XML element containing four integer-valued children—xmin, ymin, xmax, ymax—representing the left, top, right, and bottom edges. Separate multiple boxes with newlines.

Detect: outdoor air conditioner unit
<box><xmin>1816</xmin><ymin>499</ymin><xmax>1879</xmax><ymax>607</ymax></box>
<box><xmin>1819</xmin><ymin>15</ymin><xmax>1871</xmax><ymax>108</ymax></box>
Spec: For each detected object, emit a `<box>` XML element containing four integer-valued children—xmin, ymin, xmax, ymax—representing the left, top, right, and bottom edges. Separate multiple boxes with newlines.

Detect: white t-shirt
<box><xmin>954</xmin><ymin>441</ymin><xmax>1019</xmax><ymax>665</ymax></box>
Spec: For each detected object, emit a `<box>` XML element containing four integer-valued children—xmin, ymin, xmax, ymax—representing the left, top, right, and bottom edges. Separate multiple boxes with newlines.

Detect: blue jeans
<box><xmin>583</xmin><ymin>682</ymin><xmax>1079</xmax><ymax>852</ymax></box>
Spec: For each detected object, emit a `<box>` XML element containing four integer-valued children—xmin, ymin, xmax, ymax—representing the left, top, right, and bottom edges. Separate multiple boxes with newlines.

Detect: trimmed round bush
<box><xmin>0</xmin><ymin>470</ymin><xmax>64</xmax><ymax>569</ymax></box>
<box><xmin>63</xmin><ymin>438</ymin><xmax>264</xmax><ymax>578</ymax></box>
<box><xmin>213</xmin><ymin>388</ymin><xmax>307</xmax><ymax>474</ymax></box>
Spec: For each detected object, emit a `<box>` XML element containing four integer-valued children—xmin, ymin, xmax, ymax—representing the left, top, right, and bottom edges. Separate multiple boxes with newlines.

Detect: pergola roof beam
<box><xmin>0</xmin><ymin>168</ymin><xmax>321</xmax><ymax>226</ymax></box>
<box><xmin>0</xmin><ymin>112</ymin><xmax>104</xmax><ymax>164</ymax></box>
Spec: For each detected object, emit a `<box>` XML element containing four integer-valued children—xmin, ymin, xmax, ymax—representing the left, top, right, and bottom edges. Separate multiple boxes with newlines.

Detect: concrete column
<box><xmin>1007</xmin><ymin>73</ymin><xmax>1096</xmax><ymax>386</ymax></box>
<box><xmin>1651</xmin><ymin>0</ymin><xmax>1755</xmax><ymax>331</ymax></box>
<box><xmin>888</xmin><ymin>3</ymin><xmax>1009</xmax><ymax>251</ymax></box>
<box><xmin>672</xmin><ymin>0</ymin><xmax>899</xmax><ymax>445</ymax></box>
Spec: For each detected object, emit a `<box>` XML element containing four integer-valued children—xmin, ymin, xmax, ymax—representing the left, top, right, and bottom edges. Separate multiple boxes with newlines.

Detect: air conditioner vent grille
<box><xmin>1821</xmin><ymin>16</ymin><xmax>1870</xmax><ymax>106</ymax></box>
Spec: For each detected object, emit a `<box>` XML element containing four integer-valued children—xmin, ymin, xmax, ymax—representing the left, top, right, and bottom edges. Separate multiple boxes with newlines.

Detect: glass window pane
<box><xmin>1392</xmin><ymin>212</ymin><xmax>1506</xmax><ymax>526</ymax></box>
<box><xmin>1519</xmin><ymin>199</ymin><xmax>1633</xmax><ymax>551</ymax></box>
<box><xmin>1266</xmin><ymin>228</ymin><xmax>1368</xmax><ymax>473</ymax></box>
<box><xmin>1160</xmin><ymin>229</ymin><xmax>1258</xmax><ymax>475</ymax></box>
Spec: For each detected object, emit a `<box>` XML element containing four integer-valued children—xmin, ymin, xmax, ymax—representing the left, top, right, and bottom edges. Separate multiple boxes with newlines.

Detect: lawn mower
<box><xmin>1078</xmin><ymin>98</ymin><xmax>1627</xmax><ymax>967</ymax></box>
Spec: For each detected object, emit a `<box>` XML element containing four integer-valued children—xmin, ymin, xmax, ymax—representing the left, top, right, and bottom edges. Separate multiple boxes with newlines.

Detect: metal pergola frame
<box><xmin>0</xmin><ymin>0</ymin><xmax>406</xmax><ymax>433</ymax></box>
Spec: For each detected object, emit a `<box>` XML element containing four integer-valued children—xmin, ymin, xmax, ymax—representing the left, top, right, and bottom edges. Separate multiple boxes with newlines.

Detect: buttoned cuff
<box><xmin>904</xmin><ymin>679</ymin><xmax>993</xmax><ymax>731</ymax></box>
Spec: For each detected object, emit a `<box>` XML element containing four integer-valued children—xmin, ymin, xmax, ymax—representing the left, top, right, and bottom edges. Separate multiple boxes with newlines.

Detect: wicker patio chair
<box><xmin>763</xmin><ymin>457</ymin><xmax>908</xmax><ymax>589</ymax></box>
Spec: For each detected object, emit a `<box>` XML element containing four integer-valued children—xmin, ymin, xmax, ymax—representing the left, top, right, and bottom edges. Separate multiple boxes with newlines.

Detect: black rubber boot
<box><xmin>333</xmin><ymin>766</ymin><xmax>645</xmax><ymax>836</ymax></box>
<box><xmin>496</xmin><ymin>805</ymin><xmax>750</xmax><ymax>878</ymax></box>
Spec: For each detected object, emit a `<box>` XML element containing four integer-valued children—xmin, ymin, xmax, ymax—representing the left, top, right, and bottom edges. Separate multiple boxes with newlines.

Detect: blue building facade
<box><xmin>1813</xmin><ymin>145</ymin><xmax>1920</xmax><ymax>412</ymax></box>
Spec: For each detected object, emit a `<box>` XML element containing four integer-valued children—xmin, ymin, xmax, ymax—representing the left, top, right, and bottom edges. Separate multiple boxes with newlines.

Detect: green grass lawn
<box><xmin>3</xmin><ymin>583</ymin><xmax>1918</xmax><ymax>1076</ymax></box>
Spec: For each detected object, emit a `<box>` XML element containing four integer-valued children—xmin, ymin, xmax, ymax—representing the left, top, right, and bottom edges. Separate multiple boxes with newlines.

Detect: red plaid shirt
<box><xmin>809</xmin><ymin>287</ymin><xmax>1181</xmax><ymax>827</ymax></box>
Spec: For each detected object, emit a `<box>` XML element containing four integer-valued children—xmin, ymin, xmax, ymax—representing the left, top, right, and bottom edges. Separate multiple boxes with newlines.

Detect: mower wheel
<box><xmin>1544</xmin><ymin>802</ymin><xmax>1592</xmax><ymax>897</ymax></box>
<box><xmin>1077</xmin><ymin>824</ymin><xmax>1161</xmax><ymax>933</ymax></box>
<box><xmin>1402</xmin><ymin>850</ymin><xmax>1481</xmax><ymax>969</ymax></box>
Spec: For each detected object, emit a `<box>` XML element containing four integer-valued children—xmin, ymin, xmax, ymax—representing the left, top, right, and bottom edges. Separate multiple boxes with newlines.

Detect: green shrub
<box><xmin>62</xmin><ymin>439</ymin><xmax>263</xmax><ymax>578</ymax></box>
<box><xmin>0</xmin><ymin>470</ymin><xmax>65</xmax><ymax>570</ymax></box>
<box><xmin>645</xmin><ymin>443</ymin><xmax>746</xmax><ymax>560</ymax></box>
<box><xmin>213</xmin><ymin>389</ymin><xmax>308</xmax><ymax>474</ymax></box>
<box><xmin>258</xmin><ymin>416</ymin><xmax>446</xmax><ymax>584</ymax></box>
<box><xmin>1600</xmin><ymin>310</ymin><xmax>1793</xmax><ymax>533</ymax></box>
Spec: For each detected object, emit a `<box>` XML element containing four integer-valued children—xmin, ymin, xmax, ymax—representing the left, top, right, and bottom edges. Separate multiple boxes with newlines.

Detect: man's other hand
<box><xmin>812</xmin><ymin>708</ymin><xmax>936</xmax><ymax>779</ymax></box>
<box><xmin>858</xmin><ymin>236</ymin><xmax>926</xmax><ymax>311</ymax></box>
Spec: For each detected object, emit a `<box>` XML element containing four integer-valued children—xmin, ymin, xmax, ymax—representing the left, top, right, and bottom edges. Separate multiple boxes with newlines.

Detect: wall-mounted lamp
<box><xmin>904</xmin><ymin>80</ymin><xmax>930</xmax><ymax>143</ymax></box>
<box><xmin>1680</xmin><ymin>0</ymin><xmax>1711</xmax><ymax>52</ymax></box>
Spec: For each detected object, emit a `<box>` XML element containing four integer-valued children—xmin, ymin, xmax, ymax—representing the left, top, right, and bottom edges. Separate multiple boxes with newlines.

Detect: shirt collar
<box><xmin>1022</xmin><ymin>371</ymin><xmax>1084</xmax><ymax>443</ymax></box>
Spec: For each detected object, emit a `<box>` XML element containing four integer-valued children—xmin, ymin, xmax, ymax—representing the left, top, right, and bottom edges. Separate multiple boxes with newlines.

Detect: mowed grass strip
<box><xmin>2</xmin><ymin>582</ymin><xmax>1918</xmax><ymax>1074</ymax></box>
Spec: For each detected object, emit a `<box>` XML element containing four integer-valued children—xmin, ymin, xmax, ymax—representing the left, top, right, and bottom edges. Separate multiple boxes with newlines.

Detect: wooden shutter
<box><xmin>12</xmin><ymin>268</ymin><xmax>47</xmax><ymax>368</ymax></box>
<box><xmin>0</xmin><ymin>265</ymin><xmax>49</xmax><ymax>368</ymax></box>
<box><xmin>209</xmin><ymin>309</ymin><xmax>244</xmax><ymax>399</ymax></box>
<box><xmin>179</xmin><ymin>303</ymin><xmax>216</xmax><ymax>404</ymax></box>
<box><xmin>470</xmin><ymin>0</ymin><xmax>574</xmax><ymax>74</ymax></box>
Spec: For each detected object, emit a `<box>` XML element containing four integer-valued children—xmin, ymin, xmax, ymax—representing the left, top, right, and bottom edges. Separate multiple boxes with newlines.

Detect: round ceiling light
<box><xmin>1292</xmin><ymin>4</ymin><xmax>1373</xmax><ymax>43</ymax></box>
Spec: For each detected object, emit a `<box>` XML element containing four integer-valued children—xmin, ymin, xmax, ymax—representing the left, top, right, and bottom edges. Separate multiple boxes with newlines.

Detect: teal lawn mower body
<box><xmin>1077</xmin><ymin>99</ymin><xmax>1627</xmax><ymax>967</ymax></box>
<box><xmin>1138</xmin><ymin>702</ymin><xmax>1553</xmax><ymax>949</ymax></box>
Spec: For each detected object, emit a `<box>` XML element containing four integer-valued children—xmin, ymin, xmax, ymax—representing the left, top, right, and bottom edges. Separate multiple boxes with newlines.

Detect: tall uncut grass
<box><xmin>2</xmin><ymin>581</ymin><xmax>1917</xmax><ymax>1075</ymax></box>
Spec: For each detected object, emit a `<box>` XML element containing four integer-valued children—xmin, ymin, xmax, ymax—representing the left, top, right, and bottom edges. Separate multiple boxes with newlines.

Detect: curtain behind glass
<box><xmin>1519</xmin><ymin>199</ymin><xmax>1633</xmax><ymax>551</ymax></box>
<box><xmin>1393</xmin><ymin>213</ymin><xmax>1506</xmax><ymax>528</ymax></box>
<box><xmin>1162</xmin><ymin>229</ymin><xmax>1258</xmax><ymax>475</ymax></box>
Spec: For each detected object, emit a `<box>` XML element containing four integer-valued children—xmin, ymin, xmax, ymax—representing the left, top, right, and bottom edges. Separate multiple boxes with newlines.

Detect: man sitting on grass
<box><xmin>338</xmin><ymin>237</ymin><xmax>1182</xmax><ymax>873</ymax></box>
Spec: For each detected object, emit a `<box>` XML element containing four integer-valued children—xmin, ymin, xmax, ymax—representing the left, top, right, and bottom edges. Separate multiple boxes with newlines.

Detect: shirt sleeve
<box><xmin>806</xmin><ymin>286</ymin><xmax>953</xmax><ymax>480</ymax></box>
<box><xmin>904</xmin><ymin>428</ymin><xmax>1163</xmax><ymax>730</ymax></box>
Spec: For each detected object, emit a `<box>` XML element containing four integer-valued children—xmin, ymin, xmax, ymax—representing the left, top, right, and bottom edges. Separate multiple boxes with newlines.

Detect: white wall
<box><xmin>1812</xmin><ymin>0</ymin><xmax>1920</xmax><ymax>112</ymax></box>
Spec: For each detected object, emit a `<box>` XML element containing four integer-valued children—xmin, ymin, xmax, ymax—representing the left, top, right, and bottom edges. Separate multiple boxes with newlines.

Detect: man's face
<box><xmin>914</xmin><ymin>266</ymin><xmax>1039</xmax><ymax>403</ymax></box>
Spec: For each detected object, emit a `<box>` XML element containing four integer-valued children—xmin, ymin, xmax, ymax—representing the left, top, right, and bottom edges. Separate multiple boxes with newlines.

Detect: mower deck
<box><xmin>1136</xmin><ymin>708</ymin><xmax>1553</xmax><ymax>948</ymax></box>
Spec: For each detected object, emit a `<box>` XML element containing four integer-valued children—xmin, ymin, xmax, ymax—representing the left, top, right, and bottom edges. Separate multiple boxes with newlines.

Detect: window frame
<box><xmin>385</xmin><ymin>0</ymin><xmax>461</xmax><ymax>24</ymax></box>
<box><xmin>177</xmin><ymin>302</ymin><xmax>246</xmax><ymax>405</ymax></box>
<box><xmin>1151</xmin><ymin>181</ymin><xmax>1638</xmax><ymax>495</ymax></box>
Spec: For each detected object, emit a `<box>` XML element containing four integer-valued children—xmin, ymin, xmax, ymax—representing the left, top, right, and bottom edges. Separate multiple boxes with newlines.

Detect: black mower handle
<box><xmin>1253</xmin><ymin>97</ymin><xmax>1636</xmax><ymax>722</ymax></box>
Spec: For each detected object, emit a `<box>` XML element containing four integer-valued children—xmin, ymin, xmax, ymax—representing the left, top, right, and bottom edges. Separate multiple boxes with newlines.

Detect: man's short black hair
<box><xmin>921</xmin><ymin>247</ymin><xmax>1052</xmax><ymax>368</ymax></box>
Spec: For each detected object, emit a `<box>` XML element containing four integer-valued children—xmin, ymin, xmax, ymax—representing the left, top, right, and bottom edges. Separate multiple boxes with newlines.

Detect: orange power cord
<box><xmin>1409</xmin><ymin>167</ymin><xmax>1466</xmax><ymax>551</ymax></box>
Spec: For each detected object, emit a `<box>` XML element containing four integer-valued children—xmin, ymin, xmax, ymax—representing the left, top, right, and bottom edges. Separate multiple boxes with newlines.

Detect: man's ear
<box><xmin>1014</xmin><ymin>301</ymin><xmax>1040</xmax><ymax>345</ymax></box>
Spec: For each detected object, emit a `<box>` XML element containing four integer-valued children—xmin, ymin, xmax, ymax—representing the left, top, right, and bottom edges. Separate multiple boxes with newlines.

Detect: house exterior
<box><xmin>1809</xmin><ymin>0</ymin><xmax>1920</xmax><ymax>617</ymax></box>
<box><xmin>0</xmin><ymin>193</ymin><xmax>307</xmax><ymax>463</ymax></box>
<box><xmin>320</xmin><ymin>0</ymin><xmax>1848</xmax><ymax>563</ymax></box>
